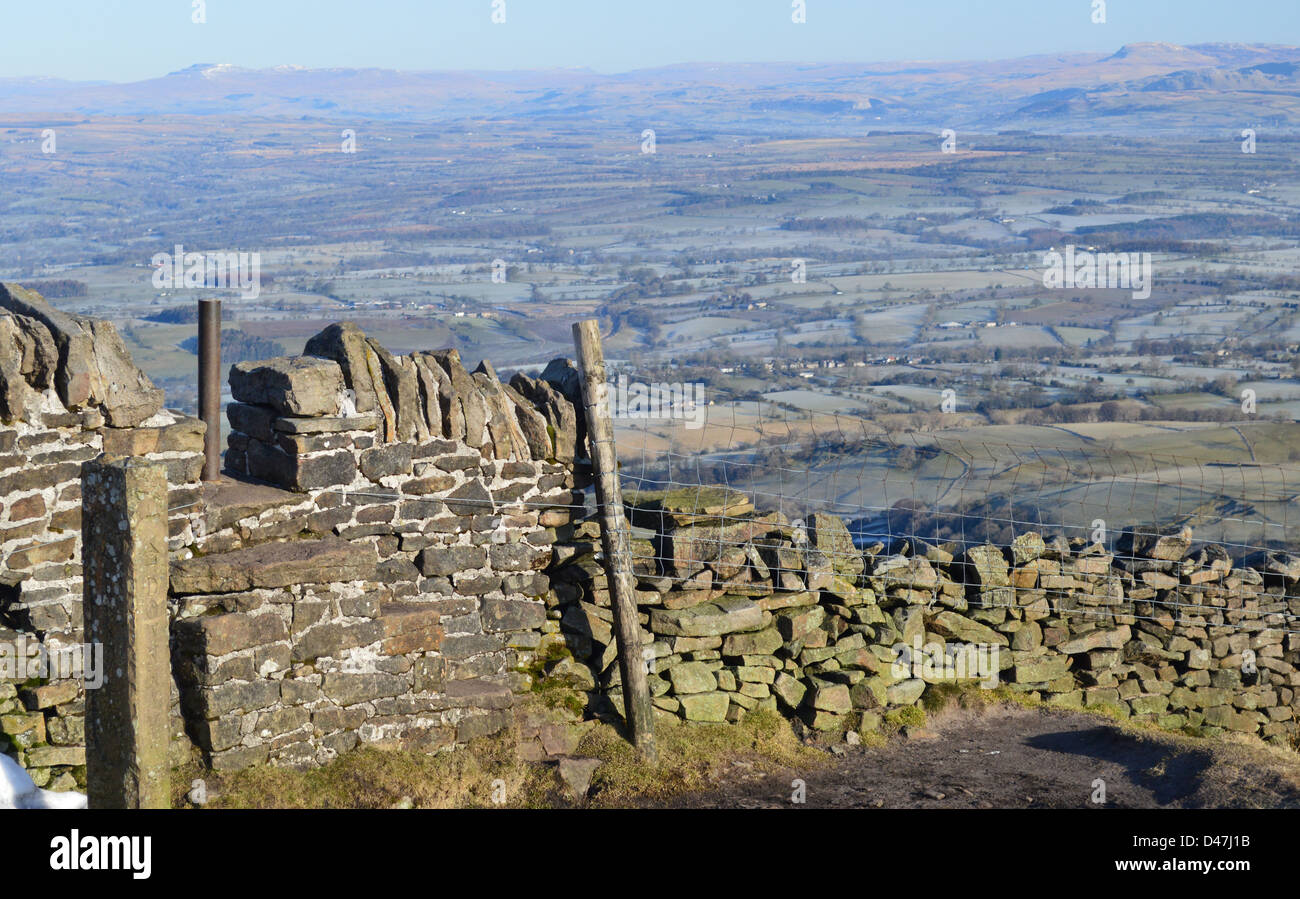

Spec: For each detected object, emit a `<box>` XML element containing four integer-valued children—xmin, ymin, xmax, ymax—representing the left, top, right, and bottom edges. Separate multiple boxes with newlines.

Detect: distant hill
<box><xmin>3</xmin><ymin>43</ymin><xmax>1300</xmax><ymax>133</ymax></box>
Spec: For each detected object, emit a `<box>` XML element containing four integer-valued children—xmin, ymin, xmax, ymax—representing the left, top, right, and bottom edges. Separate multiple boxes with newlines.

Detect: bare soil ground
<box><xmin>648</xmin><ymin>705</ymin><xmax>1300</xmax><ymax>809</ymax></box>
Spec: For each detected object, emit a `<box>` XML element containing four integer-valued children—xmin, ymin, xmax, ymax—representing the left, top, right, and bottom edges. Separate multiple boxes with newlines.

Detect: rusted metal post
<box><xmin>572</xmin><ymin>319</ymin><xmax>657</xmax><ymax>763</ymax></box>
<box><xmin>198</xmin><ymin>298</ymin><xmax>222</xmax><ymax>481</ymax></box>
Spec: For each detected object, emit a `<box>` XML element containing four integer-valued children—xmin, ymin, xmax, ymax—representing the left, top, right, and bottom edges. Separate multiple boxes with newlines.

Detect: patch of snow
<box><xmin>139</xmin><ymin>408</ymin><xmax>178</xmax><ymax>428</ymax></box>
<box><xmin>0</xmin><ymin>754</ymin><xmax>87</xmax><ymax>809</ymax></box>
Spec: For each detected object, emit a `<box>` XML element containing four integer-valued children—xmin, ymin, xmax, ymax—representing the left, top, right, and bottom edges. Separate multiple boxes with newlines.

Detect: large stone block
<box><xmin>649</xmin><ymin>596</ymin><xmax>763</xmax><ymax>637</ymax></box>
<box><xmin>961</xmin><ymin>545</ymin><xmax>1009</xmax><ymax>588</ymax></box>
<box><xmin>1056</xmin><ymin>626</ymin><xmax>1132</xmax><ymax>655</ymax></box>
<box><xmin>417</xmin><ymin>544</ymin><xmax>487</xmax><ymax>577</ymax></box>
<box><xmin>679</xmin><ymin>692</ymin><xmax>729</xmax><ymax>722</ymax></box>
<box><xmin>320</xmin><ymin>672</ymin><xmax>408</xmax><ymax>706</ymax></box>
<box><xmin>666</xmin><ymin>661</ymin><xmax>717</xmax><ymax>695</ymax></box>
<box><xmin>378</xmin><ymin>602</ymin><xmax>443</xmax><ymax>655</ymax></box>
<box><xmin>359</xmin><ymin>443</ymin><xmax>413</xmax><ymax>481</ymax></box>
<box><xmin>230</xmin><ymin>356</ymin><xmax>344</xmax><ymax>417</ymax></box>
<box><xmin>245</xmin><ymin>438</ymin><xmax>357</xmax><ymax>491</ymax></box>
<box><xmin>170</xmin><ymin>537</ymin><xmax>378</xmax><ymax>594</ymax></box>
<box><xmin>809</xmin><ymin>511</ymin><xmax>864</xmax><ymax>577</ymax></box>
<box><xmin>174</xmin><ymin>610</ymin><xmax>288</xmax><ymax>657</ymax></box>
<box><xmin>480</xmin><ymin>598</ymin><xmax>546</xmax><ymax>632</ymax></box>
<box><xmin>1116</xmin><ymin>526</ymin><xmax>1192</xmax><ymax>562</ymax></box>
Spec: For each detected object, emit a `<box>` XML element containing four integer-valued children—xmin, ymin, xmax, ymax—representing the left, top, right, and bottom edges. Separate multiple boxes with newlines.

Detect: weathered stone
<box><xmin>772</xmin><ymin>671</ymin><xmax>808</xmax><ymax>709</ymax></box>
<box><xmin>0</xmin><ymin>310</ymin><xmax>56</xmax><ymax>422</ymax></box>
<box><xmin>378</xmin><ymin>603</ymin><xmax>443</xmax><ymax>655</ymax></box>
<box><xmin>488</xmin><ymin>542</ymin><xmax>550</xmax><ymax>572</ymax></box>
<box><xmin>226</xmin><ymin>402</ymin><xmax>277</xmax><ymax>442</ymax></box>
<box><xmin>809</xmin><ymin>682</ymin><xmax>852</xmax><ymax>713</ymax></box>
<box><xmin>776</xmin><ymin>605</ymin><xmax>826</xmax><ymax>642</ymax></box>
<box><xmin>649</xmin><ymin>596</ymin><xmax>763</xmax><ymax>637</ymax></box>
<box><xmin>26</xmin><ymin>745</ymin><xmax>86</xmax><ymax>768</ymax></box>
<box><xmin>481</xmin><ymin>598</ymin><xmax>546</xmax><ymax>632</ymax></box>
<box><xmin>722</xmin><ymin>626</ymin><xmax>782</xmax><ymax>657</ymax></box>
<box><xmin>417</xmin><ymin>544</ymin><xmax>487</xmax><ymax>577</ymax></box>
<box><xmin>81</xmin><ymin>457</ymin><xmax>170</xmax><ymax>808</ymax></box>
<box><xmin>321</xmin><ymin>672</ymin><xmax>408</xmax><ymax>706</ymax></box>
<box><xmin>1117</xmin><ymin>526</ymin><xmax>1192</xmax><ymax>562</ymax></box>
<box><xmin>445</xmin><ymin>481</ymin><xmax>493</xmax><ymax>517</ymax></box>
<box><xmin>962</xmin><ymin>545</ymin><xmax>1009</xmax><ymax>588</ymax></box>
<box><xmin>663</xmin><ymin>519</ymin><xmax>780</xmax><ymax>576</ymax></box>
<box><xmin>175</xmin><ymin>610</ymin><xmax>288</xmax><ymax>657</ymax></box>
<box><xmin>19</xmin><ymin>680</ymin><xmax>79</xmax><ymax>710</ymax></box>
<box><xmin>473</xmin><ymin>362</ymin><xmax>532</xmax><ymax>461</ymax></box>
<box><xmin>557</xmin><ymin>757</ymin><xmax>602</xmax><ymax>801</ymax></box>
<box><xmin>171</xmin><ymin>537</ymin><xmax>377</xmax><ymax>594</ymax></box>
<box><xmin>503</xmin><ymin>381</ymin><xmax>552</xmax><ymax>460</ymax></box>
<box><xmin>304</xmin><ymin>322</ymin><xmax>382</xmax><ymax>415</ymax></box>
<box><xmin>886</xmin><ymin>678</ymin><xmax>926</xmax><ymax>705</ymax></box>
<box><xmin>1014</xmin><ymin>656</ymin><xmax>1072</xmax><ymax>684</ymax></box>
<box><xmin>81</xmin><ymin>318</ymin><xmax>165</xmax><ymax>427</ymax></box>
<box><xmin>429</xmin><ymin>349</ymin><xmax>489</xmax><ymax>447</ymax></box>
<box><xmin>360</xmin><ymin>443</ymin><xmax>414</xmax><ymax>481</ymax></box>
<box><xmin>273</xmin><ymin>413</ymin><xmax>378</xmax><ymax>434</ymax></box>
<box><xmin>244</xmin><ymin>439</ymin><xmax>357</xmax><ymax>491</ymax></box>
<box><xmin>1011</xmin><ymin>532</ymin><xmax>1046</xmax><ymax>565</ymax></box>
<box><xmin>851</xmin><ymin>676</ymin><xmax>888</xmax><ymax>709</ymax></box>
<box><xmin>679</xmin><ymin>692</ymin><xmax>729</xmax><ymax>722</ymax></box>
<box><xmin>808</xmin><ymin>512</ymin><xmax>863</xmax><ymax>577</ymax></box>
<box><xmin>511</xmin><ymin>368</ymin><xmax>583</xmax><ymax>463</ymax></box>
<box><xmin>1056</xmin><ymin>626</ymin><xmax>1132</xmax><ymax>655</ymax></box>
<box><xmin>229</xmin><ymin>356</ymin><xmax>343</xmax><ymax>417</ymax></box>
<box><xmin>666</xmin><ymin>661</ymin><xmax>717</xmax><ymax>695</ymax></box>
<box><xmin>930</xmin><ymin>611</ymin><xmax>1008</xmax><ymax>646</ymax></box>
<box><xmin>1</xmin><ymin>286</ymin><xmax>164</xmax><ymax>424</ymax></box>
<box><xmin>872</xmin><ymin>554</ymin><xmax>939</xmax><ymax>591</ymax></box>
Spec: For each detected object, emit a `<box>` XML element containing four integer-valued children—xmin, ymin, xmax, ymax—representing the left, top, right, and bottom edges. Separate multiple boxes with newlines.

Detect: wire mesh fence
<box><xmin>607</xmin><ymin>399</ymin><xmax>1300</xmax><ymax>636</ymax></box>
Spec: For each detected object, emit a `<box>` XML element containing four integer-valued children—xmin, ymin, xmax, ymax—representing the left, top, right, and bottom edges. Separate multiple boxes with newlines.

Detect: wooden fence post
<box><xmin>82</xmin><ymin>456</ymin><xmax>171</xmax><ymax>809</ymax></box>
<box><xmin>572</xmin><ymin>320</ymin><xmax>657</xmax><ymax>763</ymax></box>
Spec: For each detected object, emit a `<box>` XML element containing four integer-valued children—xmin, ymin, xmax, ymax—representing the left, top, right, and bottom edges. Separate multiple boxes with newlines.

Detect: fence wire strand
<box><xmin>604</xmin><ymin>396</ymin><xmax>1300</xmax><ymax>638</ymax></box>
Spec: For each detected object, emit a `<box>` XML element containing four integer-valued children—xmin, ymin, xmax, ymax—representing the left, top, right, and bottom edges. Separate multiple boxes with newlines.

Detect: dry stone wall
<box><xmin>0</xmin><ymin>284</ymin><xmax>205</xmax><ymax>792</ymax></box>
<box><xmin>170</xmin><ymin>323</ymin><xmax>590</xmax><ymax>769</ymax></box>
<box><xmin>546</xmin><ymin>488</ymin><xmax>1300</xmax><ymax>747</ymax></box>
<box><xmin>3</xmin><ymin>293</ymin><xmax>1297</xmax><ymax>785</ymax></box>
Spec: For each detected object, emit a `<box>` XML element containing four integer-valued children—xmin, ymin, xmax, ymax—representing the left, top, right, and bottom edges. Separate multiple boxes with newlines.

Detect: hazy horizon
<box><xmin>3</xmin><ymin>0</ymin><xmax>1299</xmax><ymax>82</ymax></box>
<box><xmin>11</xmin><ymin>40</ymin><xmax>1300</xmax><ymax>86</ymax></box>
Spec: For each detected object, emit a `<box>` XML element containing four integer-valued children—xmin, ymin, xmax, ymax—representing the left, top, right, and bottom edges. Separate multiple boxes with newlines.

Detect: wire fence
<box><xmin>607</xmin><ymin>400</ymin><xmax>1300</xmax><ymax>634</ymax></box>
<box><xmin>617</xmin><ymin>408</ymin><xmax>1298</xmax><ymax>555</ymax></box>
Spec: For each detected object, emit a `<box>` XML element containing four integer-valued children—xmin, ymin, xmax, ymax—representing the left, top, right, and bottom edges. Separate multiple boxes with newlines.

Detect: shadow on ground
<box><xmin>640</xmin><ymin>705</ymin><xmax>1300</xmax><ymax>809</ymax></box>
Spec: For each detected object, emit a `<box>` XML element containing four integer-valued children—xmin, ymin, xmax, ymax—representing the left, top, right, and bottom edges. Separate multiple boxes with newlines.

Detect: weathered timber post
<box><xmin>572</xmin><ymin>320</ymin><xmax>657</xmax><ymax>763</ymax></box>
<box><xmin>198</xmin><ymin>298</ymin><xmax>222</xmax><ymax>481</ymax></box>
<box><xmin>82</xmin><ymin>457</ymin><xmax>171</xmax><ymax>809</ymax></box>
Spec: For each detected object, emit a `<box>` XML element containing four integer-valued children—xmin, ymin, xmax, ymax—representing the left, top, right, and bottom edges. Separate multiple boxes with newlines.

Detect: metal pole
<box><xmin>198</xmin><ymin>298</ymin><xmax>222</xmax><ymax>481</ymax></box>
<box><xmin>571</xmin><ymin>319</ymin><xmax>657</xmax><ymax>764</ymax></box>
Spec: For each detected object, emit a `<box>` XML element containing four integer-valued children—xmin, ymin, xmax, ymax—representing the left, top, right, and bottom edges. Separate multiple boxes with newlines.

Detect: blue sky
<box><xmin>5</xmin><ymin>0</ymin><xmax>1299</xmax><ymax>81</ymax></box>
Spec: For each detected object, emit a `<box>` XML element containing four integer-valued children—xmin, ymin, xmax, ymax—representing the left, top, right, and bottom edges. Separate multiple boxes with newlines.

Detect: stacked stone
<box><xmin>162</xmin><ymin>327</ymin><xmax>589</xmax><ymax>769</ymax></box>
<box><xmin>0</xmin><ymin>284</ymin><xmax>205</xmax><ymax>788</ymax></box>
<box><xmin>224</xmin><ymin>322</ymin><xmax>581</xmax><ymax>491</ymax></box>
<box><xmin>543</xmin><ymin>491</ymin><xmax>891</xmax><ymax>732</ymax></box>
<box><xmin>543</xmin><ymin>487</ymin><xmax>1300</xmax><ymax>747</ymax></box>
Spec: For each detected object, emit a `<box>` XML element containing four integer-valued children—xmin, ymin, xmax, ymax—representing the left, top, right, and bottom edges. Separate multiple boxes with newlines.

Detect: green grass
<box><xmin>177</xmin><ymin>681</ymin><xmax>824</xmax><ymax>809</ymax></box>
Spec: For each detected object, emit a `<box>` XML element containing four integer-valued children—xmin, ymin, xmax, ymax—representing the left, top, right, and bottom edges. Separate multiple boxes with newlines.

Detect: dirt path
<box><xmin>652</xmin><ymin>706</ymin><xmax>1300</xmax><ymax>809</ymax></box>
